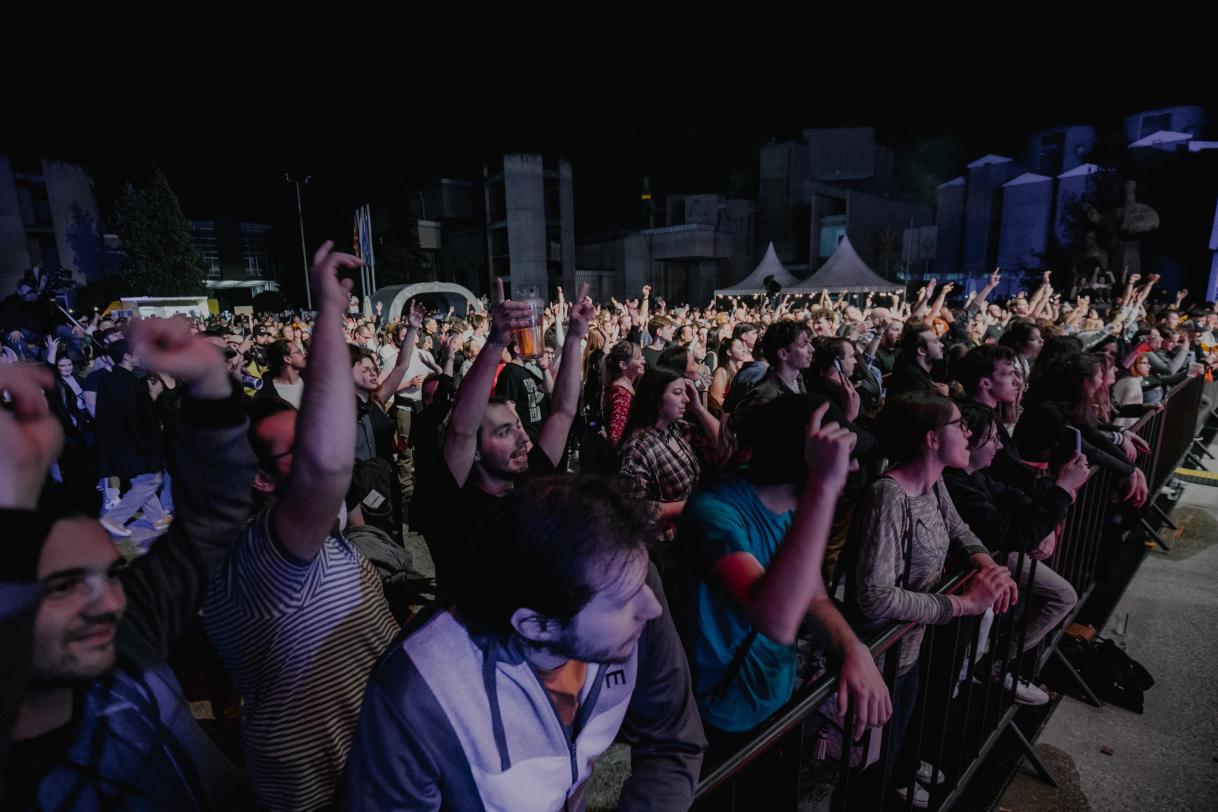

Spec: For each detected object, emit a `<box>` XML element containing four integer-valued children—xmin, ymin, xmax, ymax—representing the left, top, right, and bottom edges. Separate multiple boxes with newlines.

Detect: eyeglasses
<box><xmin>942</xmin><ymin>418</ymin><xmax>972</xmax><ymax>436</ymax></box>
<box><xmin>41</xmin><ymin>559</ymin><xmax>129</xmax><ymax>601</ymax></box>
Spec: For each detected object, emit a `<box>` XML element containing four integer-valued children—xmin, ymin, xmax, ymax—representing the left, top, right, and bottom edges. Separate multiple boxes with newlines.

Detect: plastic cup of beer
<box><xmin>513</xmin><ymin>287</ymin><xmax>545</xmax><ymax>361</ymax></box>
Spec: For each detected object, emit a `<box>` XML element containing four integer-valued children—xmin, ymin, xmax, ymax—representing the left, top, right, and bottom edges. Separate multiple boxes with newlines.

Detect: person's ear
<box><xmin>978</xmin><ymin>376</ymin><xmax>993</xmax><ymax>393</ymax></box>
<box><xmin>925</xmin><ymin>429</ymin><xmax>941</xmax><ymax>452</ymax></box>
<box><xmin>510</xmin><ymin>608</ymin><xmax>562</xmax><ymax>646</ymax></box>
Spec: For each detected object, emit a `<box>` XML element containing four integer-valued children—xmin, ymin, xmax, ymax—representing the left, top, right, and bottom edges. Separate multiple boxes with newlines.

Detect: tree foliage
<box><xmin>112</xmin><ymin>165</ymin><xmax>206</xmax><ymax>296</ymax></box>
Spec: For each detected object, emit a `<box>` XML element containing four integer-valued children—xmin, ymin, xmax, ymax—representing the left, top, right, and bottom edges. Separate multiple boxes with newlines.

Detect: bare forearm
<box><xmin>375</xmin><ymin>328</ymin><xmax>417</xmax><ymax>406</ymax></box>
<box><xmin>292</xmin><ymin>306</ymin><xmax>355</xmax><ymax>487</ymax></box>
<box><xmin>445</xmin><ymin>337</ymin><xmax>504</xmax><ymax>480</ymax></box>
<box><xmin>744</xmin><ymin>483</ymin><xmax>840</xmax><ymax>644</ymax></box>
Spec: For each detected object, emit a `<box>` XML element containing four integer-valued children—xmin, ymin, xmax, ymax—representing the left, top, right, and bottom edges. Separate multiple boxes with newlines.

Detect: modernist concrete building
<box><xmin>576</xmin><ymin>193</ymin><xmax>755</xmax><ymax>306</ymax></box>
<box><xmin>0</xmin><ymin>155</ymin><xmax>105</xmax><ymax>296</ymax></box>
<box><xmin>932</xmin><ymin>105</ymin><xmax>1217</xmax><ymax>297</ymax></box>
<box><xmin>418</xmin><ymin>155</ymin><xmax>576</xmax><ymax>299</ymax></box>
<box><xmin>757</xmin><ymin>127</ymin><xmax>933</xmax><ymax>280</ymax></box>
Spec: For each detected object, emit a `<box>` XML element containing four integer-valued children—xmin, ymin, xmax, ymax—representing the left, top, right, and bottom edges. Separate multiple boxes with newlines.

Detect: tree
<box><xmin>112</xmin><ymin>165</ymin><xmax>206</xmax><ymax>296</ymax></box>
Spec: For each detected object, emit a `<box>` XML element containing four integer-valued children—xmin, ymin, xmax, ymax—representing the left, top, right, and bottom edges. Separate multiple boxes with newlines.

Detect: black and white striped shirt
<box><xmin>203</xmin><ymin>507</ymin><xmax>398</xmax><ymax>812</ymax></box>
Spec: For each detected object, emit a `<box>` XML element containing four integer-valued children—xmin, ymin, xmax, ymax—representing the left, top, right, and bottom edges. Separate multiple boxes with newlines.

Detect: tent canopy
<box><xmin>714</xmin><ymin>242</ymin><xmax>800</xmax><ymax>296</ymax></box>
<box><xmin>784</xmin><ymin>236</ymin><xmax>903</xmax><ymax>293</ymax></box>
<box><xmin>370</xmin><ymin>282</ymin><xmax>484</xmax><ymax>325</ymax></box>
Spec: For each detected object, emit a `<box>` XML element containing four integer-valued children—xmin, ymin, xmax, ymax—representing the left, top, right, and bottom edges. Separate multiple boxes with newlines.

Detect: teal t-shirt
<box><xmin>680</xmin><ymin>478</ymin><xmax>798</xmax><ymax>733</ymax></box>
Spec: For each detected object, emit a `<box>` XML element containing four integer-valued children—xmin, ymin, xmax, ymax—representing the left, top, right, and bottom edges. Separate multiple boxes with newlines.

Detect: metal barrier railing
<box><xmin>691</xmin><ymin>374</ymin><xmax>1211</xmax><ymax>811</ymax></box>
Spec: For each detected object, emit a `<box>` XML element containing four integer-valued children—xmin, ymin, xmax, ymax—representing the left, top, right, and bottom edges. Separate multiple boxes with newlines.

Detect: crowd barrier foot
<box><xmin>1010</xmin><ymin>722</ymin><xmax>1058</xmax><ymax>788</ymax></box>
<box><xmin>1052</xmin><ymin>647</ymin><xmax>1104</xmax><ymax>708</ymax></box>
<box><xmin>1193</xmin><ymin>439</ymin><xmax>1215</xmax><ymax>459</ymax></box>
<box><xmin>1150</xmin><ymin>503</ymin><xmax>1178</xmax><ymax>530</ymax></box>
<box><xmin>1140</xmin><ymin>519</ymin><xmax>1172</xmax><ymax>552</ymax></box>
<box><xmin>1183</xmin><ymin>453</ymin><xmax>1209</xmax><ymax>471</ymax></box>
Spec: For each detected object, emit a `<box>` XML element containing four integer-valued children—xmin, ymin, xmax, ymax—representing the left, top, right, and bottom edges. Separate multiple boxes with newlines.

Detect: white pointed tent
<box><xmin>714</xmin><ymin>242</ymin><xmax>800</xmax><ymax>297</ymax></box>
<box><xmin>784</xmin><ymin>236</ymin><xmax>903</xmax><ymax>293</ymax></box>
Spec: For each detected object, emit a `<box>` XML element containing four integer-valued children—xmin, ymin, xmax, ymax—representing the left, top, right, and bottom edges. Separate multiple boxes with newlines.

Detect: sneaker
<box><xmin>1003</xmin><ymin>673</ymin><xmax>1050</xmax><ymax>706</ymax></box>
<box><xmin>100</xmin><ymin>517</ymin><xmax>133</xmax><ymax>538</ymax></box>
<box><xmin>916</xmin><ymin>760</ymin><xmax>947</xmax><ymax>786</ymax></box>
<box><xmin>894</xmin><ymin>781</ymin><xmax>930</xmax><ymax>809</ymax></box>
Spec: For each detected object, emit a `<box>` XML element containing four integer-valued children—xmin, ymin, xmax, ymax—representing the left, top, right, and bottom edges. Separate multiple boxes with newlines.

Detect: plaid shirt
<box><xmin>617</xmin><ymin>421</ymin><xmax>701</xmax><ymax>508</ymax></box>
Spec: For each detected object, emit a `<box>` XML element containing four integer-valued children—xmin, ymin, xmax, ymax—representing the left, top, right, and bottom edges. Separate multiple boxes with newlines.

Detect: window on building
<box><xmin>193</xmin><ymin>227</ymin><xmax>221</xmax><ymax>277</ymax></box>
<box><xmin>242</xmin><ymin>232</ymin><xmax>268</xmax><ymax>277</ymax></box>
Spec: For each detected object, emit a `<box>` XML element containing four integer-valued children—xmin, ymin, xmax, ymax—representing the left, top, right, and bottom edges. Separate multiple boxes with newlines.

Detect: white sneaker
<box><xmin>1003</xmin><ymin>673</ymin><xmax>1050</xmax><ymax>705</ymax></box>
<box><xmin>895</xmin><ymin>781</ymin><xmax>930</xmax><ymax>808</ymax></box>
<box><xmin>99</xmin><ymin>517</ymin><xmax>133</xmax><ymax>538</ymax></box>
<box><xmin>916</xmin><ymin>760</ymin><xmax>947</xmax><ymax>786</ymax></box>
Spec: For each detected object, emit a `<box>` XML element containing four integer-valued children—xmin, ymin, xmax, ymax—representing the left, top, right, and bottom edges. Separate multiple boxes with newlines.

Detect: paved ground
<box><xmin>1001</xmin><ymin>454</ymin><xmax>1218</xmax><ymax>811</ymax></box>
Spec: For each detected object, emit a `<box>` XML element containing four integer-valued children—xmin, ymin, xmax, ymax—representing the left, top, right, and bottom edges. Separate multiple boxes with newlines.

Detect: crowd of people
<box><xmin>2</xmin><ymin>247</ymin><xmax>1216</xmax><ymax>810</ymax></box>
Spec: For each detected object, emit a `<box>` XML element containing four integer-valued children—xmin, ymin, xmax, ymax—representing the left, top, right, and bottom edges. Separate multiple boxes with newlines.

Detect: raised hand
<box><xmin>567</xmin><ymin>283</ymin><xmax>595</xmax><ymax>341</ymax></box>
<box><xmin>0</xmin><ymin>364</ymin><xmax>64</xmax><ymax>508</ymax></box>
<box><xmin>311</xmin><ymin>240</ymin><xmax>363</xmax><ymax>311</ymax></box>
<box><xmin>488</xmin><ymin>277</ymin><xmax>535</xmax><ymax>345</ymax></box>
<box><xmin>126</xmin><ymin>316</ymin><xmax>230</xmax><ymax>399</ymax></box>
<box><xmin>990</xmin><ymin>267</ymin><xmax>1002</xmax><ymax>286</ymax></box>
<box><xmin>404</xmin><ymin>298</ymin><xmax>426</xmax><ymax>331</ymax></box>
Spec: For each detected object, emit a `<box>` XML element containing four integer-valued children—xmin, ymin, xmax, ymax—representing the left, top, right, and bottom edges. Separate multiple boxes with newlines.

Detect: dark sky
<box><xmin>5</xmin><ymin>34</ymin><xmax>1214</xmax><ymax>262</ymax></box>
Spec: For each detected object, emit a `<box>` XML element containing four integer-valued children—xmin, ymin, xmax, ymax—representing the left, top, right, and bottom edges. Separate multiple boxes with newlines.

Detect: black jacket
<box><xmin>943</xmin><ymin>467</ymin><xmax>1072</xmax><ymax>556</ymax></box>
<box><xmin>887</xmin><ymin>360</ymin><xmax>936</xmax><ymax>399</ymax></box>
<box><xmin>1014</xmin><ymin>400</ymin><xmax>1135</xmax><ymax>477</ymax></box>
<box><xmin>94</xmin><ymin>366</ymin><xmax>164</xmax><ymax>479</ymax></box>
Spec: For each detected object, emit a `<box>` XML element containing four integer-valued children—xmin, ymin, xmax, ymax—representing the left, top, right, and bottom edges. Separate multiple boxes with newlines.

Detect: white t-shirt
<box><xmin>275</xmin><ymin>378</ymin><xmax>304</xmax><ymax>409</ymax></box>
<box><xmin>378</xmin><ymin>346</ymin><xmax>438</xmax><ymax>402</ymax></box>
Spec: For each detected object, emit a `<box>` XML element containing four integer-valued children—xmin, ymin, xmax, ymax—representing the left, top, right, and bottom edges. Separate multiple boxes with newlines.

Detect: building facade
<box><xmin>190</xmin><ymin>218</ymin><xmax>280</xmax><ymax>309</ymax></box>
<box><xmin>0</xmin><ymin>155</ymin><xmax>105</xmax><ymax>296</ymax></box>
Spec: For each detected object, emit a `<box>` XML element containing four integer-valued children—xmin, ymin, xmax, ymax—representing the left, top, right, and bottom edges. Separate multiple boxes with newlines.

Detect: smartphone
<box><xmin>1066</xmin><ymin>427</ymin><xmax>1082</xmax><ymax>454</ymax></box>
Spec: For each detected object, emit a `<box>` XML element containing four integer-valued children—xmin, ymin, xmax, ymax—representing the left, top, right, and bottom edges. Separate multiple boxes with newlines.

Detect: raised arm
<box><xmin>443</xmin><ymin>278</ymin><xmax>533</xmax><ymax>487</ymax></box>
<box><xmin>374</xmin><ymin>300</ymin><xmax>424</xmax><ymax>406</ymax></box>
<box><xmin>537</xmin><ymin>283</ymin><xmax>593</xmax><ymax>466</ymax></box>
<box><xmin>272</xmin><ymin>242</ymin><xmax>363</xmax><ymax>561</ymax></box>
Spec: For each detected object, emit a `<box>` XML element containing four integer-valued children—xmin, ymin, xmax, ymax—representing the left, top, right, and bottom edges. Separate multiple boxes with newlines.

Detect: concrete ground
<box><xmin>1000</xmin><ymin>457</ymin><xmax>1218</xmax><ymax>811</ymax></box>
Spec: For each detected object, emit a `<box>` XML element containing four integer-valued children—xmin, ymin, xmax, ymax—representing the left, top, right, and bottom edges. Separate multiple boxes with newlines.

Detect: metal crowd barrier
<box><xmin>691</xmin><ymin>374</ymin><xmax>1211</xmax><ymax>811</ymax></box>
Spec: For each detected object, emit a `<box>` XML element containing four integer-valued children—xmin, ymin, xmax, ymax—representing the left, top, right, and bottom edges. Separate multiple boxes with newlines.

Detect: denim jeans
<box><xmin>104</xmin><ymin>471</ymin><xmax>167</xmax><ymax>527</ymax></box>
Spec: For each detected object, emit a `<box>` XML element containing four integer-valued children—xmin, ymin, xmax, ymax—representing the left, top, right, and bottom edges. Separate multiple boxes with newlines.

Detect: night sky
<box><xmin>5</xmin><ymin>33</ymin><xmax>1213</xmax><ymax>284</ymax></box>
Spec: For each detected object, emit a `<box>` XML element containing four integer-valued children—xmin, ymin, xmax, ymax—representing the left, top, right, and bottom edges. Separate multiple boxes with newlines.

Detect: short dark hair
<box><xmin>655</xmin><ymin>346</ymin><xmax>690</xmax><ymax>376</ymax></box>
<box><xmin>454</xmin><ymin>474</ymin><xmax>657</xmax><ymax>640</ymax></box>
<box><xmin>897</xmin><ymin>321</ymin><xmax>934</xmax><ymax>363</ymax></box>
<box><xmin>954</xmin><ymin>345</ymin><xmax>1018</xmax><ymax>396</ymax></box>
<box><xmin>105</xmin><ymin>339</ymin><xmax>130</xmax><ymax>365</ymax></box>
<box><xmin>348</xmin><ymin>344</ymin><xmax>375</xmax><ymax>369</ymax></box>
<box><xmin>877</xmin><ymin>391</ymin><xmax>956</xmax><ymax>466</ymax></box>
<box><xmin>745</xmin><ymin>393</ymin><xmax>823</xmax><ymax>486</ymax></box>
<box><xmin>810</xmin><ymin>337</ymin><xmax>852</xmax><ymax>374</ymax></box>
<box><xmin>266</xmin><ymin>339</ymin><xmax>293</xmax><ymax>376</ymax></box>
<box><xmin>761</xmin><ymin>320</ymin><xmax>810</xmax><ymax>366</ymax></box>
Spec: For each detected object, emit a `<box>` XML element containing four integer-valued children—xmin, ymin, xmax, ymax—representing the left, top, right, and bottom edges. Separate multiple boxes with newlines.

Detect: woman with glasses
<box><xmin>845</xmin><ymin>391</ymin><xmax>1016</xmax><ymax>805</ymax></box>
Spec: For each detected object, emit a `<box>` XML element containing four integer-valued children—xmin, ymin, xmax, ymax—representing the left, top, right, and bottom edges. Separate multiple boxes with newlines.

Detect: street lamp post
<box><xmin>285</xmin><ymin>173</ymin><xmax>312</xmax><ymax>309</ymax></box>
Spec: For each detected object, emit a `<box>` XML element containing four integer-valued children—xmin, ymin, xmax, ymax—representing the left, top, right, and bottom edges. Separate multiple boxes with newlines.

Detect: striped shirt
<box><xmin>203</xmin><ymin>507</ymin><xmax>399</xmax><ymax>812</ymax></box>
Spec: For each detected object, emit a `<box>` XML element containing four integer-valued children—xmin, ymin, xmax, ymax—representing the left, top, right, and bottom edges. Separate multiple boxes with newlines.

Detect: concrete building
<box><xmin>190</xmin><ymin>218</ymin><xmax>280</xmax><ymax>309</ymax></box>
<box><xmin>485</xmin><ymin>154</ymin><xmax>575</xmax><ymax>298</ymax></box>
<box><xmin>576</xmin><ymin>193</ymin><xmax>755</xmax><ymax>306</ymax></box>
<box><xmin>419</xmin><ymin>155</ymin><xmax>576</xmax><ymax>299</ymax></box>
<box><xmin>417</xmin><ymin>177</ymin><xmax>487</xmax><ymax>294</ymax></box>
<box><xmin>931</xmin><ymin>105</ymin><xmax>1216</xmax><ymax>297</ymax></box>
<box><xmin>757</xmin><ymin>128</ymin><xmax>933</xmax><ymax>280</ymax></box>
<box><xmin>0</xmin><ymin>155</ymin><xmax>104</xmax><ymax>296</ymax></box>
